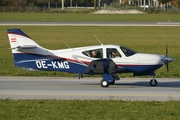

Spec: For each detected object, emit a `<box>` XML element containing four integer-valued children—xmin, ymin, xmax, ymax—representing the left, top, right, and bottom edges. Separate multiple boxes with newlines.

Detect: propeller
<box><xmin>165</xmin><ymin>44</ymin><xmax>169</xmax><ymax>73</ymax></box>
<box><xmin>164</xmin><ymin>44</ymin><xmax>174</xmax><ymax>73</ymax></box>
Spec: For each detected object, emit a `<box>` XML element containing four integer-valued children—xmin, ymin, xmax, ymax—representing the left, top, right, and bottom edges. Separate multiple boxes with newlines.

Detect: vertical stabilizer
<box><xmin>7</xmin><ymin>28</ymin><xmax>39</xmax><ymax>51</ymax></box>
<box><xmin>7</xmin><ymin>28</ymin><xmax>50</xmax><ymax>64</ymax></box>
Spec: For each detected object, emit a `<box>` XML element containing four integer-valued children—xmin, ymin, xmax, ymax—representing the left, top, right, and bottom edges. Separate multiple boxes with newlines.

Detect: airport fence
<box><xmin>0</xmin><ymin>6</ymin><xmax>96</xmax><ymax>13</ymax></box>
<box><xmin>0</xmin><ymin>6</ymin><xmax>180</xmax><ymax>13</ymax></box>
<box><xmin>0</xmin><ymin>6</ymin><xmax>62</xmax><ymax>13</ymax></box>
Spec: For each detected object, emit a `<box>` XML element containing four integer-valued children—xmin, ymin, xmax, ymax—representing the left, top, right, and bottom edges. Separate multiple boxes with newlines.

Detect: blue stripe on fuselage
<box><xmin>117</xmin><ymin>64</ymin><xmax>163</xmax><ymax>74</ymax></box>
<box><xmin>13</xmin><ymin>53</ymin><xmax>87</xmax><ymax>74</ymax></box>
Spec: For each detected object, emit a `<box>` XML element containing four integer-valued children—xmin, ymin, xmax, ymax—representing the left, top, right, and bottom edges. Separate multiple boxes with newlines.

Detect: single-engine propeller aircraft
<box><xmin>7</xmin><ymin>28</ymin><xmax>174</xmax><ymax>87</ymax></box>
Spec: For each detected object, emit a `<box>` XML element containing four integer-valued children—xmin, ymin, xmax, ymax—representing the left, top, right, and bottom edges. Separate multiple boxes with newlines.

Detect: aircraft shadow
<box><xmin>81</xmin><ymin>81</ymin><xmax>180</xmax><ymax>88</ymax></box>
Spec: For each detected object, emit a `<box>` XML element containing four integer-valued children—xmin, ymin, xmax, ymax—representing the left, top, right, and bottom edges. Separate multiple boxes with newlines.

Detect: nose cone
<box><xmin>164</xmin><ymin>56</ymin><xmax>174</xmax><ymax>63</ymax></box>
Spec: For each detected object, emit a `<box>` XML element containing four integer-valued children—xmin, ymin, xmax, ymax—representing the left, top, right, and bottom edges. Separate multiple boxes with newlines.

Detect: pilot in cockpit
<box><xmin>91</xmin><ymin>50</ymin><xmax>97</xmax><ymax>58</ymax></box>
<box><xmin>91</xmin><ymin>50</ymin><xmax>101</xmax><ymax>58</ymax></box>
<box><xmin>111</xmin><ymin>49</ymin><xmax>117</xmax><ymax>58</ymax></box>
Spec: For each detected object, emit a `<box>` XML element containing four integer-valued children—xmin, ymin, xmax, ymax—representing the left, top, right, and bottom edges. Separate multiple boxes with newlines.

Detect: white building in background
<box><xmin>119</xmin><ymin>0</ymin><xmax>159</xmax><ymax>7</ymax></box>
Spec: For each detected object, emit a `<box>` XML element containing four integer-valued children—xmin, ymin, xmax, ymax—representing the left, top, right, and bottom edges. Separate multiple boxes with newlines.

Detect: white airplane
<box><xmin>7</xmin><ymin>28</ymin><xmax>174</xmax><ymax>87</ymax></box>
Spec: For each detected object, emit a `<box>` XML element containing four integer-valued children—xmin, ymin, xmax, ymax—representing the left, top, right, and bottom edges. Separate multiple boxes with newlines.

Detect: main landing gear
<box><xmin>100</xmin><ymin>73</ymin><xmax>119</xmax><ymax>87</ymax></box>
<box><xmin>100</xmin><ymin>79</ymin><xmax>116</xmax><ymax>87</ymax></box>
<box><xmin>100</xmin><ymin>79</ymin><xmax>109</xmax><ymax>87</ymax></box>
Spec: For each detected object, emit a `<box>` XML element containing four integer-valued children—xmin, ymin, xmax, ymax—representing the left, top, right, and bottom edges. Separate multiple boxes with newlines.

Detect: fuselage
<box><xmin>13</xmin><ymin>44</ymin><xmax>166</xmax><ymax>76</ymax></box>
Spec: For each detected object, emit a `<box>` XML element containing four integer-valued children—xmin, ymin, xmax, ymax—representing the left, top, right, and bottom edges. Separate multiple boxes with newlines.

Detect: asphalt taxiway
<box><xmin>0</xmin><ymin>76</ymin><xmax>180</xmax><ymax>101</ymax></box>
<box><xmin>0</xmin><ymin>22</ymin><xmax>180</xmax><ymax>26</ymax></box>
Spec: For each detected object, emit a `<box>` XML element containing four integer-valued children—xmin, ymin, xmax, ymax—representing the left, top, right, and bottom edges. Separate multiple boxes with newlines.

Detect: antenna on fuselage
<box><xmin>94</xmin><ymin>35</ymin><xmax>103</xmax><ymax>45</ymax></box>
<box><xmin>63</xmin><ymin>41</ymin><xmax>71</xmax><ymax>49</ymax></box>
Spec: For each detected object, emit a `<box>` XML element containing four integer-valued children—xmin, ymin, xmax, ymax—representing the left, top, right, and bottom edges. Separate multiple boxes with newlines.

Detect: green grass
<box><xmin>0</xmin><ymin>26</ymin><xmax>180</xmax><ymax>77</ymax></box>
<box><xmin>0</xmin><ymin>13</ymin><xmax>180</xmax><ymax>22</ymax></box>
<box><xmin>0</xmin><ymin>99</ymin><xmax>180</xmax><ymax>120</ymax></box>
<box><xmin>1</xmin><ymin>13</ymin><xmax>179</xmax><ymax>120</ymax></box>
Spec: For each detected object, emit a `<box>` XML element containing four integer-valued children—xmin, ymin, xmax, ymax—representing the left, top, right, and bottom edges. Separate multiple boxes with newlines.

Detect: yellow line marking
<box><xmin>1</xmin><ymin>92</ymin><xmax>180</xmax><ymax>97</ymax></box>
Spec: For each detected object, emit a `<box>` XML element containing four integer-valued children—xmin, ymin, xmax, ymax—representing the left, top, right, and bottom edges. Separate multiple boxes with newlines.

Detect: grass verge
<box><xmin>0</xmin><ymin>99</ymin><xmax>180</xmax><ymax>120</ymax></box>
<box><xmin>0</xmin><ymin>13</ymin><xmax>180</xmax><ymax>22</ymax></box>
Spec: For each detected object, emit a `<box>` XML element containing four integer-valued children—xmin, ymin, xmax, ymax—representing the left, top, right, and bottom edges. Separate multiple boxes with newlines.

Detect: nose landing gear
<box><xmin>150</xmin><ymin>76</ymin><xmax>158</xmax><ymax>86</ymax></box>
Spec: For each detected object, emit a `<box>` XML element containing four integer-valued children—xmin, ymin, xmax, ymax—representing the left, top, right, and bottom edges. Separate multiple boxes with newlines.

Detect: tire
<box><xmin>150</xmin><ymin>79</ymin><xmax>158</xmax><ymax>86</ymax></box>
<box><xmin>100</xmin><ymin>79</ymin><xmax>109</xmax><ymax>87</ymax></box>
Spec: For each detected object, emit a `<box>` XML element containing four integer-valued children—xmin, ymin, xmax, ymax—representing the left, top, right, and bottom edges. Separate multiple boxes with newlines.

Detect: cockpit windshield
<box><xmin>120</xmin><ymin>46</ymin><xmax>137</xmax><ymax>57</ymax></box>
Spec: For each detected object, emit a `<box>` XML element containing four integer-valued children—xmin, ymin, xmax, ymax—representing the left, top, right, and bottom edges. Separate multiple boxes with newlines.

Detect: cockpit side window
<box><xmin>120</xmin><ymin>46</ymin><xmax>137</xmax><ymax>57</ymax></box>
<box><xmin>106</xmin><ymin>48</ymin><xmax>121</xmax><ymax>58</ymax></box>
<box><xmin>82</xmin><ymin>48</ymin><xmax>103</xmax><ymax>58</ymax></box>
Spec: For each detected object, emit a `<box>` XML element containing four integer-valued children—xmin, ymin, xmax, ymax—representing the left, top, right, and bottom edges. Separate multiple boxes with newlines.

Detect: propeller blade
<box><xmin>166</xmin><ymin>44</ymin><xmax>168</xmax><ymax>56</ymax></box>
<box><xmin>165</xmin><ymin>44</ymin><xmax>169</xmax><ymax>73</ymax></box>
<box><xmin>165</xmin><ymin>61</ymin><xmax>169</xmax><ymax>73</ymax></box>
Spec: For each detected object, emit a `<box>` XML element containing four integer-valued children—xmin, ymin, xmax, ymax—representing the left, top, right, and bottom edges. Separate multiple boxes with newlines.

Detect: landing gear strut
<box><xmin>150</xmin><ymin>76</ymin><xmax>158</xmax><ymax>86</ymax></box>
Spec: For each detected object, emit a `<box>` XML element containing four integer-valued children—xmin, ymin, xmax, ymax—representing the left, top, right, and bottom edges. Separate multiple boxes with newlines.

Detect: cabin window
<box><xmin>106</xmin><ymin>48</ymin><xmax>121</xmax><ymax>58</ymax></box>
<box><xmin>120</xmin><ymin>46</ymin><xmax>137</xmax><ymax>57</ymax></box>
<box><xmin>82</xmin><ymin>48</ymin><xmax>103</xmax><ymax>58</ymax></box>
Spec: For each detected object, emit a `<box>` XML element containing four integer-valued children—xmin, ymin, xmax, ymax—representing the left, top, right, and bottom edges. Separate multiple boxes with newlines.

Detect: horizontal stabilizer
<box><xmin>10</xmin><ymin>45</ymin><xmax>37</xmax><ymax>49</ymax></box>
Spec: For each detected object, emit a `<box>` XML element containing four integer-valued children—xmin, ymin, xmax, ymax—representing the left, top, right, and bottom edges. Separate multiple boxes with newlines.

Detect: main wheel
<box><xmin>100</xmin><ymin>79</ymin><xmax>109</xmax><ymax>87</ymax></box>
<box><xmin>150</xmin><ymin>79</ymin><xmax>158</xmax><ymax>86</ymax></box>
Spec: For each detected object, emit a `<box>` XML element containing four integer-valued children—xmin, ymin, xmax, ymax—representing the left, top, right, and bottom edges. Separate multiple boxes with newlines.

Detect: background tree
<box><xmin>172</xmin><ymin>0</ymin><xmax>180</xmax><ymax>8</ymax></box>
<box><xmin>73</xmin><ymin>0</ymin><xmax>85</xmax><ymax>8</ymax></box>
<box><xmin>27</xmin><ymin>0</ymin><xmax>35</xmax><ymax>7</ymax></box>
<box><xmin>158</xmin><ymin>0</ymin><xmax>170</xmax><ymax>7</ymax></box>
<box><xmin>73</xmin><ymin>0</ymin><xmax>79</xmax><ymax>8</ymax></box>
<box><xmin>158</xmin><ymin>0</ymin><xmax>171</xmax><ymax>5</ymax></box>
<box><xmin>1</xmin><ymin>0</ymin><xmax>12</xmax><ymax>6</ymax></box>
<box><xmin>94</xmin><ymin>0</ymin><xmax>96</xmax><ymax>9</ymax></box>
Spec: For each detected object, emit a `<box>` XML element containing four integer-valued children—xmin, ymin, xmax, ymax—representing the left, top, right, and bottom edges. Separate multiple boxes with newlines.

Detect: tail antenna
<box><xmin>94</xmin><ymin>35</ymin><xmax>103</xmax><ymax>45</ymax></box>
<box><xmin>63</xmin><ymin>41</ymin><xmax>71</xmax><ymax>49</ymax></box>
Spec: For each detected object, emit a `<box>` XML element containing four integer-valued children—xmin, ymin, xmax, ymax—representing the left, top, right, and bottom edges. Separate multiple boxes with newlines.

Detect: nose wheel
<box><xmin>150</xmin><ymin>79</ymin><xmax>158</xmax><ymax>86</ymax></box>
